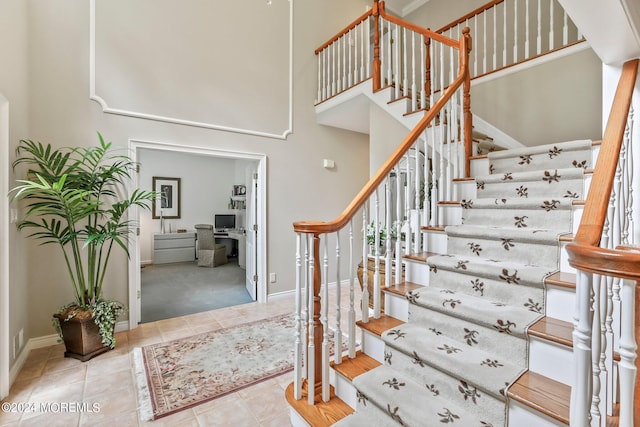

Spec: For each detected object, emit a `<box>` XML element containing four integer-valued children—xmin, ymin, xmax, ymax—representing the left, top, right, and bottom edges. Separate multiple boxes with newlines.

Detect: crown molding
<box><xmin>89</xmin><ymin>0</ymin><xmax>293</xmax><ymax>140</ymax></box>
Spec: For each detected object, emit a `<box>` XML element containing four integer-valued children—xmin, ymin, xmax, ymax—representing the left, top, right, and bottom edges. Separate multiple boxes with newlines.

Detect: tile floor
<box><xmin>0</xmin><ymin>284</ymin><xmax>362</xmax><ymax>427</ymax></box>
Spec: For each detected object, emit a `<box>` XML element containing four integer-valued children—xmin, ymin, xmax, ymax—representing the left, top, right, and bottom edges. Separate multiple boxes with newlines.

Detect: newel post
<box><xmin>462</xmin><ymin>27</ymin><xmax>473</xmax><ymax>178</ymax></box>
<box><xmin>372</xmin><ymin>0</ymin><xmax>381</xmax><ymax>91</ymax></box>
<box><xmin>310</xmin><ymin>233</ymin><xmax>323</xmax><ymax>398</ymax></box>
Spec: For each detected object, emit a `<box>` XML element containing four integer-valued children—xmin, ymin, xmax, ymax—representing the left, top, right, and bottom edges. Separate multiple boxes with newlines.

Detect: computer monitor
<box><xmin>214</xmin><ymin>214</ymin><xmax>236</xmax><ymax>230</ymax></box>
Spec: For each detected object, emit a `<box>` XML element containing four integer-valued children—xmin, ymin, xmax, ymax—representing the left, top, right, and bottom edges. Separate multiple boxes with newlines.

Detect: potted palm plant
<box><xmin>10</xmin><ymin>133</ymin><xmax>157</xmax><ymax>361</ymax></box>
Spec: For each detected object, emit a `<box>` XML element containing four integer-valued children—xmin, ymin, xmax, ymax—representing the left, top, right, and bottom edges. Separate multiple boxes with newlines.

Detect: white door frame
<box><xmin>127</xmin><ymin>138</ymin><xmax>268</xmax><ymax>329</ymax></box>
<box><xmin>0</xmin><ymin>95</ymin><xmax>10</xmax><ymax>399</ymax></box>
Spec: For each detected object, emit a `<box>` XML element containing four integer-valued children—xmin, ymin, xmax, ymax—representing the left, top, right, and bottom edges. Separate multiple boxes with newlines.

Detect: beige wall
<box><xmin>0</xmin><ymin>0</ymin><xmax>30</xmax><ymax>370</ymax></box>
<box><xmin>471</xmin><ymin>48</ymin><xmax>603</xmax><ymax>146</ymax></box>
<box><xmin>12</xmin><ymin>0</ymin><xmax>370</xmax><ymax>338</ymax></box>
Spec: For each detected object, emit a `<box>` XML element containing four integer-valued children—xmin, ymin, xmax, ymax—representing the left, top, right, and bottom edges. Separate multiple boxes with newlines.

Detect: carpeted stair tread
<box><xmin>380</xmin><ymin>323</ymin><xmax>524</xmax><ymax>400</ymax></box>
<box><xmin>460</xmin><ymin>197</ymin><xmax>576</xmax><ymax>231</ymax></box>
<box><xmin>445</xmin><ymin>225</ymin><xmax>562</xmax><ymax>246</ymax></box>
<box><xmin>404</xmin><ymin>286</ymin><xmax>542</xmax><ymax>339</ymax></box>
<box><xmin>475</xmin><ymin>167</ymin><xmax>586</xmax><ymax>200</ymax></box>
<box><xmin>477</xmin><ymin>166</ymin><xmax>586</xmax><ymax>185</ymax></box>
<box><xmin>353</xmin><ymin>365</ymin><xmax>501</xmax><ymax>426</ymax></box>
<box><xmin>487</xmin><ymin>139</ymin><xmax>593</xmax><ymax>174</ymax></box>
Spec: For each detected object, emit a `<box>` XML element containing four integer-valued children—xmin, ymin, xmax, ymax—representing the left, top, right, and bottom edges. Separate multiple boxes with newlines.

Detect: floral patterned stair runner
<box><xmin>334</xmin><ymin>140</ymin><xmax>593</xmax><ymax>426</ymax></box>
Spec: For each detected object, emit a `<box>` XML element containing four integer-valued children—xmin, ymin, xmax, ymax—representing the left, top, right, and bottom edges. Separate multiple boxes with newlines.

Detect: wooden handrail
<box><xmin>436</xmin><ymin>0</ymin><xmax>505</xmax><ymax>34</ymax></box>
<box><xmin>294</xmin><ymin>28</ymin><xmax>471</xmax><ymax>235</ymax></box>
<box><xmin>314</xmin><ymin>6</ymin><xmax>376</xmax><ymax>55</ymax></box>
<box><xmin>379</xmin><ymin>6</ymin><xmax>460</xmax><ymax>48</ymax></box>
<box><xmin>570</xmin><ymin>59</ymin><xmax>639</xmax><ymax>248</ymax></box>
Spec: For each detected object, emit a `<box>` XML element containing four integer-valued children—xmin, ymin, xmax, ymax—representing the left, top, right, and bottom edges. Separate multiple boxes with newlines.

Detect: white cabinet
<box><xmin>153</xmin><ymin>232</ymin><xmax>196</xmax><ymax>264</ymax></box>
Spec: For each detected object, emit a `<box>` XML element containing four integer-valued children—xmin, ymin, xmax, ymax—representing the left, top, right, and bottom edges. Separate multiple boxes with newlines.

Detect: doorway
<box><xmin>127</xmin><ymin>139</ymin><xmax>267</xmax><ymax>328</ymax></box>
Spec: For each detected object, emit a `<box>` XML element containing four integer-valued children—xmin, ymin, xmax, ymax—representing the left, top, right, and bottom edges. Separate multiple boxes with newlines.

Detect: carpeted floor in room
<box><xmin>141</xmin><ymin>260</ymin><xmax>253</xmax><ymax>323</ymax></box>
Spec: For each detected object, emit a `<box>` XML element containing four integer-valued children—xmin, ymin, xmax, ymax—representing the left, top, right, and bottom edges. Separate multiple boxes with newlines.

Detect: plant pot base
<box><xmin>54</xmin><ymin>311</ymin><xmax>112</xmax><ymax>362</ymax></box>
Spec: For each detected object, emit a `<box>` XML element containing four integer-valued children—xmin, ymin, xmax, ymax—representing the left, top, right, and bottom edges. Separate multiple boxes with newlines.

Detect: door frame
<box><xmin>0</xmin><ymin>95</ymin><xmax>10</xmax><ymax>399</ymax></box>
<box><xmin>127</xmin><ymin>138</ymin><xmax>268</xmax><ymax>329</ymax></box>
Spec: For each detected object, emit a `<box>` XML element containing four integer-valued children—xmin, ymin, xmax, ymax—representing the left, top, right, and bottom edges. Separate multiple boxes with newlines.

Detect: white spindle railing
<box><xmin>437</xmin><ymin>0</ymin><xmax>584</xmax><ymax>81</ymax></box>
<box><xmin>568</xmin><ymin>62</ymin><xmax>638</xmax><ymax>427</ymax></box>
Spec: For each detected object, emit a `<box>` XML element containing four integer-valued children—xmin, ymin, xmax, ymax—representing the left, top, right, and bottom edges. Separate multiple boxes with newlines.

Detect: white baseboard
<box><xmin>8</xmin><ymin>320</ymin><xmax>129</xmax><ymax>387</ymax></box>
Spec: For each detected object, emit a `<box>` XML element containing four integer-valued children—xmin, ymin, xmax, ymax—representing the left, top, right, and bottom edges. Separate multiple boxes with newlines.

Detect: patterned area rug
<box><xmin>134</xmin><ymin>313</ymin><xmax>296</xmax><ymax>420</ymax></box>
<box><xmin>336</xmin><ymin>140</ymin><xmax>592</xmax><ymax>426</ymax></box>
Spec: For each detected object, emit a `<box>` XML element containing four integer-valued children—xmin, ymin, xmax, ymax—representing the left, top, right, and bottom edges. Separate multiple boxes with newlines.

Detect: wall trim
<box><xmin>88</xmin><ymin>0</ymin><xmax>294</xmax><ymax>140</ymax></box>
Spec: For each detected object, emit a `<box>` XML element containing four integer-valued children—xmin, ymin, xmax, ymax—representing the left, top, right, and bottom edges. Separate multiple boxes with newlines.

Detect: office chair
<box><xmin>194</xmin><ymin>224</ymin><xmax>228</xmax><ymax>267</ymax></box>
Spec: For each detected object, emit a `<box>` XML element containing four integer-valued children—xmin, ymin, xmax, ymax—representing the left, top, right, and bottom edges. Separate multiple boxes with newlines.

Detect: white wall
<box><xmin>369</xmin><ymin>103</ymin><xmax>409</xmax><ymax>175</ymax></box>
<box><xmin>137</xmin><ymin>149</ymin><xmax>256</xmax><ymax>263</ymax></box>
<box><xmin>13</xmin><ymin>0</ymin><xmax>370</xmax><ymax>338</ymax></box>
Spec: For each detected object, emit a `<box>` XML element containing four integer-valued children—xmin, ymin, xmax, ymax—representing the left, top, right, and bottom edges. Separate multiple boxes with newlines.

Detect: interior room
<box><xmin>137</xmin><ymin>147</ymin><xmax>259</xmax><ymax>323</ymax></box>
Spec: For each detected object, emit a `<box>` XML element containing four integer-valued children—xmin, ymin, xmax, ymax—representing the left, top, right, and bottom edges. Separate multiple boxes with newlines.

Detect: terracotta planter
<box><xmin>357</xmin><ymin>256</ymin><xmax>405</xmax><ymax>311</ymax></box>
<box><xmin>53</xmin><ymin>311</ymin><xmax>111</xmax><ymax>362</ymax></box>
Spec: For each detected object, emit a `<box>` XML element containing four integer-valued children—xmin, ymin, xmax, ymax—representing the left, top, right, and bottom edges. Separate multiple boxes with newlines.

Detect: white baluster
<box><xmin>590</xmin><ymin>274</ymin><xmax>602</xmax><ymax>426</ymax></box>
<box><xmin>403</xmin><ymin>27</ymin><xmax>409</xmax><ymax>99</ymax></box>
<box><xmin>365</xmin><ymin>17</ymin><xmax>370</xmax><ymax>79</ymax></box>
<box><xmin>342</xmin><ymin>32</ymin><xmax>347</xmax><ymax>91</ymax></box>
<box><xmin>411</xmin><ymin>31</ymin><xmax>416</xmax><ymax>110</ymax></box>
<box><xmin>549</xmin><ymin>0</ymin><xmax>555</xmax><ymax>50</ymax></box>
<box><xmin>483</xmin><ymin>12</ymin><xmax>488</xmax><ymax>74</ymax></box>
<box><xmin>335</xmin><ymin>230</ymin><xmax>342</xmax><ymax>365</ymax></box>
<box><xmin>626</xmin><ymin>106</ymin><xmax>634</xmax><ymax>244</ymax></box>
<box><xmin>332</xmin><ymin>43</ymin><xmax>336</xmax><ymax>96</ymax></box>
<box><xmin>605</xmin><ymin>273</ymin><xmax>615</xmax><ymax>416</ymax></box>
<box><xmin>423</xmin><ymin>130</ymin><xmax>430</xmax><ymax>242</ymax></box>
<box><xmin>385</xmin><ymin>178</ymin><xmax>392</xmax><ymax>290</ymax></box>
<box><xmin>353</xmin><ymin>26</ymin><xmax>359</xmax><ymax>85</ymax></box>
<box><xmin>294</xmin><ymin>233</ymin><xmax>303</xmax><ymax>399</ymax></box>
<box><xmin>307</xmin><ymin>234</ymin><xmax>315</xmax><ymax>405</ymax></box>
<box><xmin>321</xmin><ymin>50</ymin><xmax>326</xmax><ymax>102</ymax></box>
<box><xmin>503</xmin><ymin>1</ymin><xmax>508</xmax><ymax>67</ymax></box>
<box><xmin>525</xmin><ymin>0</ymin><xmax>530</xmax><ymax>58</ymax></box>
<box><xmin>301</xmin><ymin>233</ymin><xmax>308</xmax><ymax>381</ymax></box>
<box><xmin>395</xmin><ymin>23</ymin><xmax>400</xmax><ymax>98</ymax></box>
<box><xmin>373</xmin><ymin>189</ymin><xmax>381</xmax><ymax>319</ymax></box>
<box><xmin>404</xmin><ymin>153</ymin><xmax>411</xmax><ymax>255</ymax></box>
<box><xmin>493</xmin><ymin>6</ymin><xmax>497</xmax><ymax>71</ymax></box>
<box><xmin>473</xmin><ymin>15</ymin><xmax>478</xmax><ymax>77</ymax></box>
<box><xmin>395</xmin><ymin>167</ymin><xmax>402</xmax><ymax>281</ymax></box>
<box><xmin>597</xmin><ymin>276</ymin><xmax>608</xmax><ymax>425</ymax></box>
<box><xmin>337</xmin><ymin>37</ymin><xmax>342</xmax><ymax>93</ymax></box>
<box><xmin>321</xmin><ymin>235</ymin><xmax>329</xmax><ymax>402</ymax></box>
<box><xmin>414</xmin><ymin>143</ymin><xmax>421</xmax><ymax>254</ymax></box>
<box><xmin>380</xmin><ymin>19</ymin><xmax>385</xmax><ymax>86</ymax></box>
<box><xmin>563</xmin><ymin>10</ymin><xmax>569</xmax><ymax>45</ymax></box>
<box><xmin>348</xmin><ymin>29</ymin><xmax>353</xmax><ymax>88</ymax></box>
<box><xmin>514</xmin><ymin>0</ymin><xmax>519</xmax><ymax>62</ymax></box>
<box><xmin>570</xmin><ymin>270</ymin><xmax>594</xmax><ymax>426</ymax></box>
<box><xmin>317</xmin><ymin>52</ymin><xmax>321</xmax><ymax>103</ymax></box>
<box><xmin>617</xmin><ymin>279</ymin><xmax>638</xmax><ymax>427</ymax></box>
<box><xmin>622</xmin><ymin>107</ymin><xmax>634</xmax><ymax>244</ymax></box>
<box><xmin>387</xmin><ymin>21</ymin><xmax>393</xmax><ymax>88</ymax></box>
<box><xmin>431</xmin><ymin>115</ymin><xmax>438</xmax><ymax>227</ymax></box>
<box><xmin>361</xmin><ymin>208</ymin><xmax>369</xmax><ymax>323</ymax></box>
<box><xmin>348</xmin><ymin>220</ymin><xmax>356</xmax><ymax>359</ymax></box>
<box><xmin>537</xmin><ymin>0</ymin><xmax>542</xmax><ymax>55</ymax></box>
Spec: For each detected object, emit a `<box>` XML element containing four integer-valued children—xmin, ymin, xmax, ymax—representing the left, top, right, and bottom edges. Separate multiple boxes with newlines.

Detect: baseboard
<box><xmin>8</xmin><ymin>320</ymin><xmax>129</xmax><ymax>387</ymax></box>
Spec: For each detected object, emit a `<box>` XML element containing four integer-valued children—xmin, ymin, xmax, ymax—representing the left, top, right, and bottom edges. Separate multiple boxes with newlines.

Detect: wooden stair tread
<box><xmin>383</xmin><ymin>280</ymin><xmax>425</xmax><ymax>297</ymax></box>
<box><xmin>529</xmin><ymin>317</ymin><xmax>573</xmax><ymax>347</ymax></box>
<box><xmin>469</xmin><ymin>154</ymin><xmax>488</xmax><ymax>160</ymax></box>
<box><xmin>356</xmin><ymin>314</ymin><xmax>405</xmax><ymax>337</ymax></box>
<box><xmin>438</xmin><ymin>200</ymin><xmax>461</xmax><ymax>206</ymax></box>
<box><xmin>507</xmin><ymin>371</ymin><xmax>570</xmax><ymax>425</ymax></box>
<box><xmin>559</xmin><ymin>234</ymin><xmax>574</xmax><ymax>242</ymax></box>
<box><xmin>286</xmin><ymin>383</ymin><xmax>353</xmax><ymax>427</ymax></box>
<box><xmin>421</xmin><ymin>225</ymin><xmax>446</xmax><ymax>232</ymax></box>
<box><xmin>545</xmin><ymin>271</ymin><xmax>576</xmax><ymax>289</ymax></box>
<box><xmin>403</xmin><ymin>251</ymin><xmax>440</xmax><ymax>262</ymax></box>
<box><xmin>331</xmin><ymin>351</ymin><xmax>381</xmax><ymax>382</ymax></box>
<box><xmin>452</xmin><ymin>177</ymin><xmax>475</xmax><ymax>182</ymax></box>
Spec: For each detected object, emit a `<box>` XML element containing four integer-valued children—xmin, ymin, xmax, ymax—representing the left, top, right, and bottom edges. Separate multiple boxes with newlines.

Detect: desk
<box><xmin>154</xmin><ymin>232</ymin><xmax>196</xmax><ymax>264</ymax></box>
<box><xmin>215</xmin><ymin>230</ymin><xmax>246</xmax><ymax>269</ymax></box>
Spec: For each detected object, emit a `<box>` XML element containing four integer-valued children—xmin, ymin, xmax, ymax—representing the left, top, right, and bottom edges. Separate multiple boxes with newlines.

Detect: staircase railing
<box><xmin>566</xmin><ymin>58</ymin><xmax>639</xmax><ymax>427</ymax></box>
<box><xmin>293</xmin><ymin>9</ymin><xmax>471</xmax><ymax>406</ymax></box>
<box><xmin>437</xmin><ymin>0</ymin><xmax>585</xmax><ymax>80</ymax></box>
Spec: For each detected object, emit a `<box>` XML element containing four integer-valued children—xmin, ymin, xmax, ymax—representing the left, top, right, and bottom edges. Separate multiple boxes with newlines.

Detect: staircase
<box><xmin>332</xmin><ymin>138</ymin><xmax>595</xmax><ymax>426</ymax></box>
<box><xmin>288</xmin><ymin>1</ymin><xmax>639</xmax><ymax>425</ymax></box>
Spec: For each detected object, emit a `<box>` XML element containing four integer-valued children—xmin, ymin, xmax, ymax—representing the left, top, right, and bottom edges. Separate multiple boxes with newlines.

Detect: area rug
<box><xmin>134</xmin><ymin>313</ymin><xmax>297</xmax><ymax>420</ymax></box>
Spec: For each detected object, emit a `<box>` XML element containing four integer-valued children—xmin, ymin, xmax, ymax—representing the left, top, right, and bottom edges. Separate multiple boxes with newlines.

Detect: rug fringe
<box><xmin>133</xmin><ymin>347</ymin><xmax>154</xmax><ymax>421</ymax></box>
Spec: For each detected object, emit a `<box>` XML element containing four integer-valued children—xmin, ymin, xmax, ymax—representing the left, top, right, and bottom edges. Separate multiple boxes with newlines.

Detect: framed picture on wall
<box><xmin>152</xmin><ymin>177</ymin><xmax>181</xmax><ymax>219</ymax></box>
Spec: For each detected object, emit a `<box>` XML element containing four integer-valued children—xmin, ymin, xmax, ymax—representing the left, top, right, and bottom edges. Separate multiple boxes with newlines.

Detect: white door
<box><xmin>245</xmin><ymin>170</ymin><xmax>258</xmax><ymax>300</ymax></box>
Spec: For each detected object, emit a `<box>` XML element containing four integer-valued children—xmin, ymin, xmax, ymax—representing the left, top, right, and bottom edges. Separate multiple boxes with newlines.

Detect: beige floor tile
<box><xmin>33</xmin><ymin>365</ymin><xmax>87</xmax><ymax>394</ymax></box>
<box><xmin>139</xmin><ymin>408</ymin><xmax>199</xmax><ymax>426</ymax></box>
<box><xmin>83</xmin><ymin>368</ymin><xmax>133</xmax><ymax>400</ymax></box>
<box><xmin>241</xmin><ymin>386</ymin><xmax>290</xmax><ymax>422</ymax></box>
<box><xmin>80</xmin><ymin>408</ymin><xmax>139</xmax><ymax>427</ymax></box>
<box><xmin>18</xmin><ymin>410</ymin><xmax>81</xmax><ymax>427</ymax></box>
<box><xmin>195</xmin><ymin>396</ymin><xmax>260</xmax><ymax>426</ymax></box>
<box><xmin>259</xmin><ymin>410</ymin><xmax>293</xmax><ymax>427</ymax></box>
<box><xmin>78</xmin><ymin>387</ymin><xmax>138</xmax><ymax>425</ymax></box>
<box><xmin>86</xmin><ymin>352</ymin><xmax>131</xmax><ymax>378</ymax></box>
